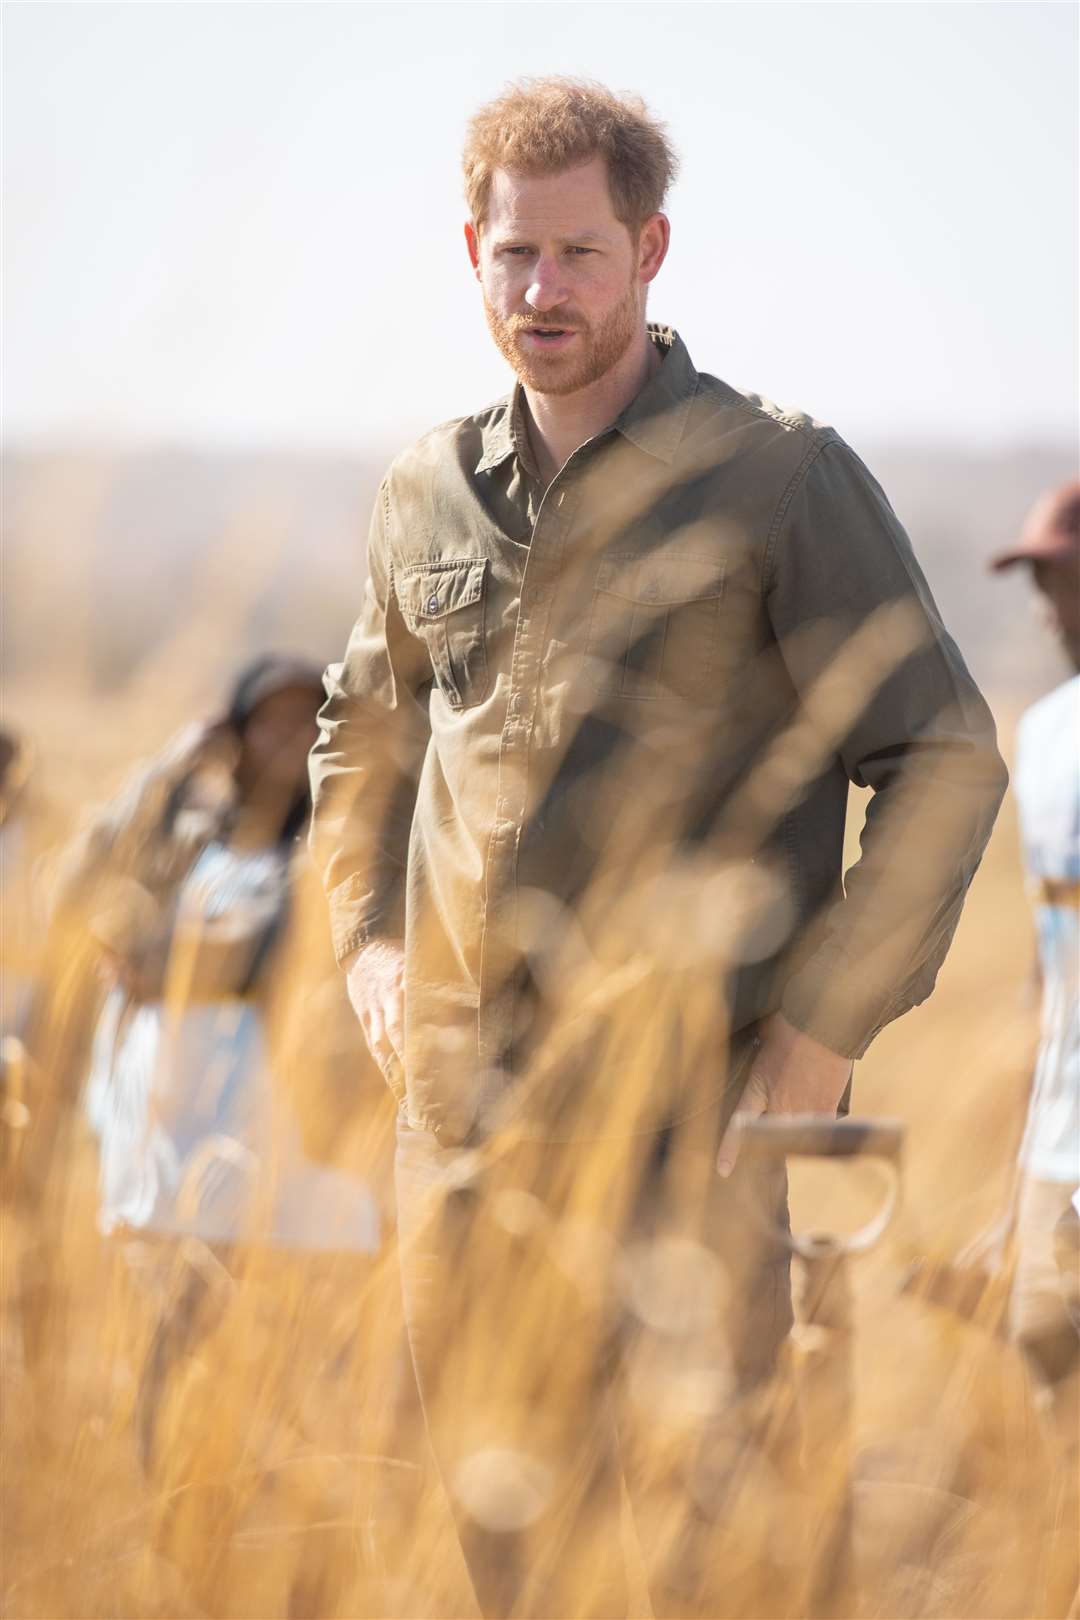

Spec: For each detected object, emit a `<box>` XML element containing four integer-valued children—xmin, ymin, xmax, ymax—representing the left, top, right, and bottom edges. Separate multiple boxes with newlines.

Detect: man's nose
<box><xmin>525</xmin><ymin>257</ymin><xmax>568</xmax><ymax>313</ymax></box>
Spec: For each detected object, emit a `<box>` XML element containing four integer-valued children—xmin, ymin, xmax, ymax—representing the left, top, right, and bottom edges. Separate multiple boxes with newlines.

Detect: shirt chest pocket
<box><xmin>584</xmin><ymin>554</ymin><xmax>727</xmax><ymax>701</ymax></box>
<box><xmin>397</xmin><ymin>558</ymin><xmax>490</xmax><ymax>710</ymax></box>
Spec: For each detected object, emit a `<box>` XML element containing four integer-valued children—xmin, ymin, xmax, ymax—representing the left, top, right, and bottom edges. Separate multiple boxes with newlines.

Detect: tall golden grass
<box><xmin>2</xmin><ymin>483</ymin><xmax>1074</xmax><ymax>1620</ymax></box>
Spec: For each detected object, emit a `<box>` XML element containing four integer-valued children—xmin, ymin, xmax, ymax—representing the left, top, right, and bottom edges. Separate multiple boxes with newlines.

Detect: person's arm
<box><xmin>719</xmin><ymin>438</ymin><xmax>1008</xmax><ymax>1171</ymax></box>
<box><xmin>307</xmin><ymin>480</ymin><xmax>432</xmax><ymax>1070</ymax></box>
<box><xmin>770</xmin><ymin>438</ymin><xmax>1008</xmax><ymax>1055</ymax></box>
<box><xmin>49</xmin><ymin>723</ymin><xmax>227</xmax><ymax>991</ymax></box>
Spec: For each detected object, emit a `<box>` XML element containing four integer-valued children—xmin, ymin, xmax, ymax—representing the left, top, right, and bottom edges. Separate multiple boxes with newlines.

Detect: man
<box><xmin>310</xmin><ymin>79</ymin><xmax>1006</xmax><ymax>1617</ymax></box>
<box><xmin>991</xmin><ymin>484</ymin><xmax>1079</xmax><ymax>1616</ymax></box>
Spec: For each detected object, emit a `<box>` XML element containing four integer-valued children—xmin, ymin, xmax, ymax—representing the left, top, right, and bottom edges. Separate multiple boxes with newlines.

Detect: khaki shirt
<box><xmin>310</xmin><ymin>327</ymin><xmax>1007</xmax><ymax>1144</ymax></box>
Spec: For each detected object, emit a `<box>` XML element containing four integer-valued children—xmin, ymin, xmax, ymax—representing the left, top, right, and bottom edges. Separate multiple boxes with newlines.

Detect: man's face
<box><xmin>1033</xmin><ymin>556</ymin><xmax>1080</xmax><ymax>671</ymax></box>
<box><xmin>465</xmin><ymin>157</ymin><xmax>667</xmax><ymax>397</ymax></box>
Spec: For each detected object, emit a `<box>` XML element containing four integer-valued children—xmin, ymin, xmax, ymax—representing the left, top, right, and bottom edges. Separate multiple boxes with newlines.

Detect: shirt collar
<box><xmin>474</xmin><ymin>323</ymin><xmax>698</xmax><ymax>476</ymax></box>
<box><xmin>615</xmin><ymin>325</ymin><xmax>698</xmax><ymax>464</ymax></box>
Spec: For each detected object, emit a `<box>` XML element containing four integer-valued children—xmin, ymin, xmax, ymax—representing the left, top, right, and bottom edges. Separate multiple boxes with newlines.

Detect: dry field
<box><xmin>2</xmin><ymin>648</ymin><xmax>1073</xmax><ymax>1618</ymax></box>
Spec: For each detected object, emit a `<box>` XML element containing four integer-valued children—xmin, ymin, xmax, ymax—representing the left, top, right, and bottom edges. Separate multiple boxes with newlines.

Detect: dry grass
<box><xmin>2</xmin><ymin>490</ymin><xmax>1074</xmax><ymax>1618</ymax></box>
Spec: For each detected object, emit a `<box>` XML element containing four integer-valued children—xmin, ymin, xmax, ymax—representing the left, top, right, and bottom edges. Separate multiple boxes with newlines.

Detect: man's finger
<box><xmin>384</xmin><ymin>997</ymin><xmax>405</xmax><ymax>1062</ymax></box>
<box><xmin>360</xmin><ymin>1016</ymin><xmax>382</xmax><ymax>1065</ymax></box>
<box><xmin>716</xmin><ymin>1070</ymin><xmax>769</xmax><ymax>1178</ymax></box>
<box><xmin>374</xmin><ymin>1042</ymin><xmax>404</xmax><ymax>1086</ymax></box>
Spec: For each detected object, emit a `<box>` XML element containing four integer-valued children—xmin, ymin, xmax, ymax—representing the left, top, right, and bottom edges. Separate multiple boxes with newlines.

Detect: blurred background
<box><xmin>4</xmin><ymin>0</ymin><xmax>1077</xmax><ymax>753</ymax></box>
<box><xmin>2</xmin><ymin>4</ymin><xmax>1077</xmax><ymax>1617</ymax></box>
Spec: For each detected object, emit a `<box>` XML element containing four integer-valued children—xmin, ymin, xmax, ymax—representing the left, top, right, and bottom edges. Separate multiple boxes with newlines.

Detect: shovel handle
<box><xmin>737</xmin><ymin>1116</ymin><xmax>905</xmax><ymax>1256</ymax></box>
<box><xmin>738</xmin><ymin>1114</ymin><xmax>904</xmax><ymax>1164</ymax></box>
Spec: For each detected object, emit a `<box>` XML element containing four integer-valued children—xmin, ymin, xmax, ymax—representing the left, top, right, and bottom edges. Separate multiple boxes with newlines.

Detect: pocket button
<box><xmin>427</xmin><ymin>593</ymin><xmax>440</xmax><ymax>614</ymax></box>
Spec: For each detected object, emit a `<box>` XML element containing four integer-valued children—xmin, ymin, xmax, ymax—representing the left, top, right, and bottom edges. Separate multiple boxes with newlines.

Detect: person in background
<box><xmin>58</xmin><ymin>655</ymin><xmax>390</xmax><ymax>1612</ymax></box>
<box><xmin>991</xmin><ymin>482</ymin><xmax>1079</xmax><ymax>1617</ymax></box>
<box><xmin>2</xmin><ymin>724</ymin><xmax>81</xmax><ymax>1388</ymax></box>
<box><xmin>0</xmin><ymin>727</ymin><xmax>46</xmax><ymax>1038</ymax></box>
<box><xmin>991</xmin><ymin>485</ymin><xmax>1080</xmax><ymax>1384</ymax></box>
<box><xmin>1</xmin><ymin>728</ymin><xmax>40</xmax><ymax>1186</ymax></box>
<box><xmin>71</xmin><ymin>655</ymin><xmax>381</xmax><ymax>1261</ymax></box>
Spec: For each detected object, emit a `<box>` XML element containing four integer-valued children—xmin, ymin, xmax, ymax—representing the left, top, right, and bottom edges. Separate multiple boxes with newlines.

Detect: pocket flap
<box><xmin>594</xmin><ymin>554</ymin><xmax>725</xmax><ymax>606</ymax></box>
<box><xmin>398</xmin><ymin>558</ymin><xmax>487</xmax><ymax>620</ymax></box>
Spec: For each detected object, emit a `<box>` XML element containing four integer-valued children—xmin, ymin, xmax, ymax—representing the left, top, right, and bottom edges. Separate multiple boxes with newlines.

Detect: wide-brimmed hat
<box><xmin>990</xmin><ymin>481</ymin><xmax>1080</xmax><ymax>572</ymax></box>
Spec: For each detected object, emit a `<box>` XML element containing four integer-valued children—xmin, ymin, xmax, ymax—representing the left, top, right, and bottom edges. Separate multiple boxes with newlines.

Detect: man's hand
<box><xmin>716</xmin><ymin>1012</ymin><xmax>852</xmax><ymax>1177</ymax></box>
<box><xmin>344</xmin><ymin>939</ymin><xmax>406</xmax><ymax>1081</ymax></box>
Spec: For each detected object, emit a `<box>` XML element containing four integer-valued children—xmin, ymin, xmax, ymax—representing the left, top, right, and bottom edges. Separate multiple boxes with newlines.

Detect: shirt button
<box><xmin>427</xmin><ymin>593</ymin><xmax>440</xmax><ymax>614</ymax></box>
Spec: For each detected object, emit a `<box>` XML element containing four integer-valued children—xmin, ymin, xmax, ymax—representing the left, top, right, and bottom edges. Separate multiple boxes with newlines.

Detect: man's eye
<box><xmin>503</xmin><ymin>247</ymin><xmax>532</xmax><ymax>256</ymax></box>
<box><xmin>567</xmin><ymin>247</ymin><xmax>596</xmax><ymax>256</ymax></box>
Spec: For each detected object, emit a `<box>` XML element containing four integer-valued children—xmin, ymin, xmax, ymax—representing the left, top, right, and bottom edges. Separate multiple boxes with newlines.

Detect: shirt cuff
<box><xmin>331</xmin><ymin>917</ymin><xmax>400</xmax><ymax>968</ymax></box>
<box><xmin>325</xmin><ymin>871</ymin><xmax>406</xmax><ymax>966</ymax></box>
<box><xmin>780</xmin><ymin>943</ymin><xmax>907</xmax><ymax>1061</ymax></box>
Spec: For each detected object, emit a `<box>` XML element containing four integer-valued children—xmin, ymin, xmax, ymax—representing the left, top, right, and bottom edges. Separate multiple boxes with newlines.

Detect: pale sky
<box><xmin>3</xmin><ymin>1</ymin><xmax>1077</xmax><ymax>453</ymax></box>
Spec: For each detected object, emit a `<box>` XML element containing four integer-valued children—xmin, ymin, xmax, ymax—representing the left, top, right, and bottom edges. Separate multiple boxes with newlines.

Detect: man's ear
<box><xmin>637</xmin><ymin>212</ymin><xmax>670</xmax><ymax>286</ymax></box>
<box><xmin>464</xmin><ymin>220</ymin><xmax>481</xmax><ymax>278</ymax></box>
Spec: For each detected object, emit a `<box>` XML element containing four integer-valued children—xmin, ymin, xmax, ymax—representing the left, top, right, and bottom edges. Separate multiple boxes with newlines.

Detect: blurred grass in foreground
<box><xmin>2</xmin><ymin>461</ymin><xmax>1073</xmax><ymax>1619</ymax></box>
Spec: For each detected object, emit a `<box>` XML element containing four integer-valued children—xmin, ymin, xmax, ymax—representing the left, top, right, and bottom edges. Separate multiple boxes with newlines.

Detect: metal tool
<box><xmin>740</xmin><ymin>1114</ymin><xmax>906</xmax><ymax>1619</ymax></box>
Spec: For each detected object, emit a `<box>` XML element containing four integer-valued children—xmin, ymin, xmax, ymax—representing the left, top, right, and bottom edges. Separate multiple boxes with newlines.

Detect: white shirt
<box><xmin>1014</xmin><ymin>676</ymin><xmax>1080</xmax><ymax>1184</ymax></box>
<box><xmin>88</xmin><ymin>840</ymin><xmax>380</xmax><ymax>1251</ymax></box>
